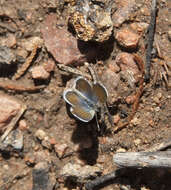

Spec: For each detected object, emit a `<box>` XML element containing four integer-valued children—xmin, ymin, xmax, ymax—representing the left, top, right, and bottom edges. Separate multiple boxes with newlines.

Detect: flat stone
<box><xmin>31</xmin><ymin>65</ymin><xmax>50</xmax><ymax>80</ymax></box>
<box><xmin>41</xmin><ymin>14</ymin><xmax>86</xmax><ymax>65</ymax></box>
<box><xmin>115</xmin><ymin>28</ymin><xmax>140</xmax><ymax>49</ymax></box>
<box><xmin>112</xmin><ymin>0</ymin><xmax>136</xmax><ymax>27</ymax></box>
<box><xmin>0</xmin><ymin>93</ymin><xmax>22</xmax><ymax>133</ymax></box>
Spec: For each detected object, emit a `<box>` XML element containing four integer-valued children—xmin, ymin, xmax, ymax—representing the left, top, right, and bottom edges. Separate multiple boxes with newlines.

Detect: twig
<box><xmin>113</xmin><ymin>151</ymin><xmax>171</xmax><ymax>169</ymax></box>
<box><xmin>13</xmin><ymin>43</ymin><xmax>38</xmax><ymax>80</ymax></box>
<box><xmin>0</xmin><ymin>79</ymin><xmax>45</xmax><ymax>92</ymax></box>
<box><xmin>113</xmin><ymin>54</ymin><xmax>144</xmax><ymax>133</ymax></box>
<box><xmin>0</xmin><ymin>104</ymin><xmax>27</xmax><ymax>142</ymax></box>
<box><xmin>57</xmin><ymin>64</ymin><xmax>91</xmax><ymax>79</ymax></box>
<box><xmin>145</xmin><ymin>0</ymin><xmax>157</xmax><ymax>81</ymax></box>
<box><xmin>85</xmin><ymin>169</ymin><xmax>125</xmax><ymax>190</ymax></box>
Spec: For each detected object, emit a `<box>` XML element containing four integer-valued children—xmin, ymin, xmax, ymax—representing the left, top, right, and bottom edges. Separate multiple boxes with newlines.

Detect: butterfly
<box><xmin>63</xmin><ymin>76</ymin><xmax>108</xmax><ymax>123</ymax></box>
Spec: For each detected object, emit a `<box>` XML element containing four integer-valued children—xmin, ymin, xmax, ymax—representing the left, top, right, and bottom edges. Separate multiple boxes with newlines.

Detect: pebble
<box><xmin>31</xmin><ymin>65</ymin><xmax>50</xmax><ymax>80</ymax></box>
<box><xmin>126</xmin><ymin>94</ymin><xmax>136</xmax><ymax>104</ymax></box>
<box><xmin>42</xmin><ymin>136</ymin><xmax>52</xmax><ymax>150</ymax></box>
<box><xmin>0</xmin><ymin>46</ymin><xmax>16</xmax><ymax>64</ymax></box>
<box><xmin>113</xmin><ymin>114</ymin><xmax>120</xmax><ymax>124</ymax></box>
<box><xmin>43</xmin><ymin>59</ymin><xmax>55</xmax><ymax>73</ymax></box>
<box><xmin>54</xmin><ymin>143</ymin><xmax>68</xmax><ymax>158</ymax></box>
<box><xmin>1</xmin><ymin>129</ymin><xmax>24</xmax><ymax>151</ymax></box>
<box><xmin>112</xmin><ymin>0</ymin><xmax>136</xmax><ymax>27</ymax></box>
<box><xmin>134</xmin><ymin>139</ymin><xmax>141</xmax><ymax>146</ymax></box>
<box><xmin>35</xmin><ymin>129</ymin><xmax>47</xmax><ymax>141</ymax></box>
<box><xmin>5</xmin><ymin>33</ymin><xmax>17</xmax><ymax>48</ymax></box>
<box><xmin>115</xmin><ymin>28</ymin><xmax>140</xmax><ymax>49</ymax></box>
<box><xmin>115</xmin><ymin>52</ymin><xmax>140</xmax><ymax>84</ymax></box>
<box><xmin>130</xmin><ymin>117</ymin><xmax>141</xmax><ymax>126</ymax></box>
<box><xmin>116</xmin><ymin>148</ymin><xmax>126</xmax><ymax>153</ymax></box>
<box><xmin>32</xmin><ymin>162</ymin><xmax>56</xmax><ymax>190</ymax></box>
<box><xmin>60</xmin><ymin>163</ymin><xmax>102</xmax><ymax>182</ymax></box>
<box><xmin>0</xmin><ymin>93</ymin><xmax>22</xmax><ymax>132</ymax></box>
<box><xmin>18</xmin><ymin>119</ymin><xmax>28</xmax><ymax>131</ymax></box>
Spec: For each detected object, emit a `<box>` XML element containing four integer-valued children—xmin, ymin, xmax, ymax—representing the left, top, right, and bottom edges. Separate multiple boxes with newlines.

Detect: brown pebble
<box><xmin>54</xmin><ymin>143</ymin><xmax>68</xmax><ymax>158</ymax></box>
<box><xmin>43</xmin><ymin>59</ymin><xmax>55</xmax><ymax>73</ymax></box>
<box><xmin>31</xmin><ymin>65</ymin><xmax>50</xmax><ymax>79</ymax></box>
<box><xmin>0</xmin><ymin>93</ymin><xmax>22</xmax><ymax>132</ymax></box>
<box><xmin>6</xmin><ymin>34</ymin><xmax>17</xmax><ymax>48</ymax></box>
<box><xmin>126</xmin><ymin>94</ymin><xmax>136</xmax><ymax>104</ymax></box>
<box><xmin>115</xmin><ymin>28</ymin><xmax>140</xmax><ymax>49</ymax></box>
<box><xmin>18</xmin><ymin>119</ymin><xmax>28</xmax><ymax>131</ymax></box>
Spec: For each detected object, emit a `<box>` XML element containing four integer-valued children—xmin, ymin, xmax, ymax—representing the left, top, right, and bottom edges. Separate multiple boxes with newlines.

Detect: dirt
<box><xmin>0</xmin><ymin>0</ymin><xmax>171</xmax><ymax>190</ymax></box>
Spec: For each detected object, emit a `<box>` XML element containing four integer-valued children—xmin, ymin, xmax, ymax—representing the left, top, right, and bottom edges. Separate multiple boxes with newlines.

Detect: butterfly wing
<box><xmin>63</xmin><ymin>89</ymin><xmax>95</xmax><ymax>122</ymax></box>
<box><xmin>75</xmin><ymin>77</ymin><xmax>93</xmax><ymax>101</ymax></box>
<box><xmin>92</xmin><ymin>83</ymin><xmax>108</xmax><ymax>104</ymax></box>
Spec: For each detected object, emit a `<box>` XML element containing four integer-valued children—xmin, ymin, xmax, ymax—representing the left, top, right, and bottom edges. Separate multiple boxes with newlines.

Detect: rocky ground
<box><xmin>0</xmin><ymin>0</ymin><xmax>170</xmax><ymax>190</ymax></box>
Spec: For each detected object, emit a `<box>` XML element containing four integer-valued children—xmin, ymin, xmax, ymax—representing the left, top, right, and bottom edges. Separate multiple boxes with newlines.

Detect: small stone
<box><xmin>115</xmin><ymin>52</ymin><xmax>140</xmax><ymax>84</ymax></box>
<box><xmin>126</xmin><ymin>94</ymin><xmax>136</xmax><ymax>104</ymax></box>
<box><xmin>0</xmin><ymin>46</ymin><xmax>16</xmax><ymax>64</ymax></box>
<box><xmin>32</xmin><ymin>162</ymin><xmax>56</xmax><ymax>190</ymax></box>
<box><xmin>24</xmin><ymin>153</ymin><xmax>36</xmax><ymax>165</ymax></box>
<box><xmin>54</xmin><ymin>143</ymin><xmax>68</xmax><ymax>158</ymax></box>
<box><xmin>108</xmin><ymin>60</ymin><xmax>120</xmax><ymax>73</ymax></box>
<box><xmin>112</xmin><ymin>0</ymin><xmax>136</xmax><ymax>27</ymax></box>
<box><xmin>31</xmin><ymin>65</ymin><xmax>50</xmax><ymax>80</ymax></box>
<box><xmin>0</xmin><ymin>93</ymin><xmax>22</xmax><ymax>132</ymax></box>
<box><xmin>60</xmin><ymin>163</ymin><xmax>101</xmax><ymax>182</ymax></box>
<box><xmin>130</xmin><ymin>117</ymin><xmax>140</xmax><ymax>126</ymax></box>
<box><xmin>153</xmin><ymin>96</ymin><xmax>160</xmax><ymax>104</ymax></box>
<box><xmin>116</xmin><ymin>148</ymin><xmax>126</xmax><ymax>153</ymax></box>
<box><xmin>130</xmin><ymin>22</ymin><xmax>149</xmax><ymax>34</ymax></box>
<box><xmin>113</xmin><ymin>114</ymin><xmax>120</xmax><ymax>124</ymax></box>
<box><xmin>35</xmin><ymin>129</ymin><xmax>46</xmax><ymax>141</ymax></box>
<box><xmin>18</xmin><ymin>119</ymin><xmax>28</xmax><ymax>131</ymax></box>
<box><xmin>1</xmin><ymin>129</ymin><xmax>24</xmax><ymax>151</ymax></box>
<box><xmin>115</xmin><ymin>28</ymin><xmax>140</xmax><ymax>49</ymax></box>
<box><xmin>134</xmin><ymin>139</ymin><xmax>141</xmax><ymax>146</ymax></box>
<box><xmin>43</xmin><ymin>60</ymin><xmax>55</xmax><ymax>73</ymax></box>
<box><xmin>5</xmin><ymin>34</ymin><xmax>17</xmax><ymax>48</ymax></box>
<box><xmin>16</xmin><ymin>48</ymin><xmax>28</xmax><ymax>59</ymax></box>
<box><xmin>42</xmin><ymin>136</ymin><xmax>52</xmax><ymax>150</ymax></box>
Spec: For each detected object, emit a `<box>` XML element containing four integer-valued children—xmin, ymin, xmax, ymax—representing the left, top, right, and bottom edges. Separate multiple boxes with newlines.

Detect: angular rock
<box><xmin>54</xmin><ymin>143</ymin><xmax>68</xmax><ymax>158</ymax></box>
<box><xmin>43</xmin><ymin>60</ymin><xmax>55</xmax><ymax>73</ymax></box>
<box><xmin>60</xmin><ymin>163</ymin><xmax>102</xmax><ymax>182</ymax></box>
<box><xmin>0</xmin><ymin>46</ymin><xmax>16</xmax><ymax>64</ymax></box>
<box><xmin>115</xmin><ymin>28</ymin><xmax>140</xmax><ymax>49</ymax></box>
<box><xmin>68</xmin><ymin>0</ymin><xmax>113</xmax><ymax>42</ymax></box>
<box><xmin>0</xmin><ymin>129</ymin><xmax>23</xmax><ymax>151</ymax></box>
<box><xmin>32</xmin><ymin>162</ymin><xmax>56</xmax><ymax>190</ymax></box>
<box><xmin>115</xmin><ymin>52</ymin><xmax>140</xmax><ymax>86</ymax></box>
<box><xmin>112</xmin><ymin>0</ymin><xmax>136</xmax><ymax>27</ymax></box>
<box><xmin>41</xmin><ymin>14</ymin><xmax>86</xmax><ymax>65</ymax></box>
<box><xmin>31</xmin><ymin>65</ymin><xmax>50</xmax><ymax>80</ymax></box>
<box><xmin>0</xmin><ymin>93</ymin><xmax>22</xmax><ymax>133</ymax></box>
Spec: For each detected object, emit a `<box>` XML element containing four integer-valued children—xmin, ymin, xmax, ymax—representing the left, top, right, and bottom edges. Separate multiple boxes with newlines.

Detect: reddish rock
<box><xmin>126</xmin><ymin>94</ymin><xmax>136</xmax><ymax>104</ymax></box>
<box><xmin>41</xmin><ymin>14</ymin><xmax>86</xmax><ymax>65</ymax></box>
<box><xmin>115</xmin><ymin>52</ymin><xmax>140</xmax><ymax>83</ymax></box>
<box><xmin>31</xmin><ymin>65</ymin><xmax>50</xmax><ymax>80</ymax></box>
<box><xmin>43</xmin><ymin>59</ymin><xmax>55</xmax><ymax>73</ymax></box>
<box><xmin>100</xmin><ymin>69</ymin><xmax>120</xmax><ymax>104</ymax></box>
<box><xmin>5</xmin><ymin>34</ymin><xmax>17</xmax><ymax>48</ymax></box>
<box><xmin>0</xmin><ymin>94</ymin><xmax>22</xmax><ymax>133</ymax></box>
<box><xmin>112</xmin><ymin>0</ymin><xmax>136</xmax><ymax>27</ymax></box>
<box><xmin>115</xmin><ymin>28</ymin><xmax>140</xmax><ymax>49</ymax></box>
